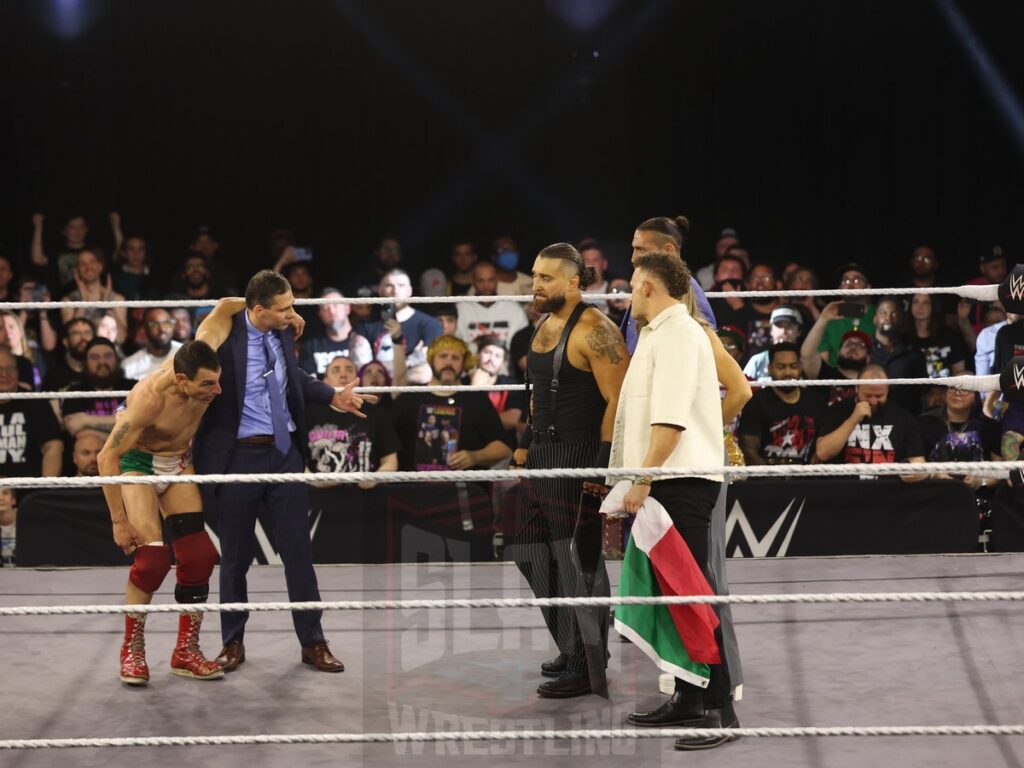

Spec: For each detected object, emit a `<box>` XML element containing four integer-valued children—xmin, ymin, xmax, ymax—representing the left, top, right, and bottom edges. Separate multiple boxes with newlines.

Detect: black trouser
<box><xmin>509</xmin><ymin>438</ymin><xmax>610</xmax><ymax>674</ymax></box>
<box><xmin>649</xmin><ymin>477</ymin><xmax>730</xmax><ymax>708</ymax></box>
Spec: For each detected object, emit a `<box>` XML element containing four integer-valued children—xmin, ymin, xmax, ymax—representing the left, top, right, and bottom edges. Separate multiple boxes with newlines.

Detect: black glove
<box><xmin>596</xmin><ymin>441</ymin><xmax>612</xmax><ymax>469</ymax></box>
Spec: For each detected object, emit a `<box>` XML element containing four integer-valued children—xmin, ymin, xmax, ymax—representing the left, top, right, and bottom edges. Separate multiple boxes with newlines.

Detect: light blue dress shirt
<box><xmin>238</xmin><ymin>312</ymin><xmax>297</xmax><ymax>438</ymax></box>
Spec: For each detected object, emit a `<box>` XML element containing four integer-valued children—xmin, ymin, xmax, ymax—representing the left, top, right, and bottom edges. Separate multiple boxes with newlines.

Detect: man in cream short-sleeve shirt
<box><xmin>609</xmin><ymin>251</ymin><xmax>738</xmax><ymax>750</ymax></box>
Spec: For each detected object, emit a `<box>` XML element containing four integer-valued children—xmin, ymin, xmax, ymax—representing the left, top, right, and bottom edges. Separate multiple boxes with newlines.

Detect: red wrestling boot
<box><xmin>120</xmin><ymin>612</ymin><xmax>150</xmax><ymax>685</ymax></box>
<box><xmin>170</xmin><ymin>613</ymin><xmax>225</xmax><ymax>680</ymax></box>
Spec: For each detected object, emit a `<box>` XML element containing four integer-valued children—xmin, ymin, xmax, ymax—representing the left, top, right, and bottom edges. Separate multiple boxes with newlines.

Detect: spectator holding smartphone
<box><xmin>355</xmin><ymin>269</ymin><xmax>441</xmax><ymax>384</ymax></box>
<box><xmin>816</xmin><ymin>264</ymin><xmax>877</xmax><ymax>365</ymax></box>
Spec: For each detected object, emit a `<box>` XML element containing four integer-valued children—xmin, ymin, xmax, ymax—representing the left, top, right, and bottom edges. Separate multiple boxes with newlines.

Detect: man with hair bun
<box><xmin>508</xmin><ymin>242</ymin><xmax>630</xmax><ymax>698</ymax></box>
<box><xmin>622</xmin><ymin>216</ymin><xmax>717</xmax><ymax>353</ymax></box>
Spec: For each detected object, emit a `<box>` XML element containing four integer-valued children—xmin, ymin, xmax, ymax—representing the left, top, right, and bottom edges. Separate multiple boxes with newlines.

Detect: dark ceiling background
<box><xmin>1</xmin><ymin>0</ymin><xmax>1022</xmax><ymax>288</ymax></box>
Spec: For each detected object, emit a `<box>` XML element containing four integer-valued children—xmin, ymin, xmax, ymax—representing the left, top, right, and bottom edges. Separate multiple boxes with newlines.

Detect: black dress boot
<box><xmin>536</xmin><ymin>670</ymin><xmax>592</xmax><ymax>698</ymax></box>
<box><xmin>673</xmin><ymin>702</ymin><xmax>740</xmax><ymax>750</ymax></box>
<box><xmin>627</xmin><ymin>690</ymin><xmax>705</xmax><ymax>727</ymax></box>
<box><xmin>540</xmin><ymin>653</ymin><xmax>567</xmax><ymax>678</ymax></box>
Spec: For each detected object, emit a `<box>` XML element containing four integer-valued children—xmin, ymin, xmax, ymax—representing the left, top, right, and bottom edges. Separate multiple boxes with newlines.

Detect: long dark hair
<box><xmin>637</xmin><ymin>215</ymin><xmax>691</xmax><ymax>251</ymax></box>
<box><xmin>536</xmin><ymin>243</ymin><xmax>597</xmax><ymax>288</ymax></box>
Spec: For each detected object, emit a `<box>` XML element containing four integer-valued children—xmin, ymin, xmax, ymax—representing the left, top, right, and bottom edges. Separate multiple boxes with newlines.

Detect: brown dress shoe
<box><xmin>215</xmin><ymin>641</ymin><xmax>246</xmax><ymax>672</ymax></box>
<box><xmin>301</xmin><ymin>641</ymin><xmax>344</xmax><ymax>672</ymax></box>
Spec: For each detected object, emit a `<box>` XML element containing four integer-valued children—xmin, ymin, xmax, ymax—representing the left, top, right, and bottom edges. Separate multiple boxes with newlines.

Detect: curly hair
<box><xmin>634</xmin><ymin>251</ymin><xmax>692</xmax><ymax>300</ymax></box>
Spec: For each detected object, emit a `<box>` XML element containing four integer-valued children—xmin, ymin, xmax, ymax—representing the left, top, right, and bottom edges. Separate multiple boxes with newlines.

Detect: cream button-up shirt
<box><xmin>609</xmin><ymin>302</ymin><xmax>724</xmax><ymax>483</ymax></box>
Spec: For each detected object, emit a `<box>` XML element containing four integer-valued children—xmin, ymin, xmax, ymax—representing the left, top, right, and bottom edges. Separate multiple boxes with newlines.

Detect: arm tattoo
<box><xmin>110</xmin><ymin>421</ymin><xmax>131</xmax><ymax>449</ymax></box>
<box><xmin>586</xmin><ymin>323</ymin><xmax>623</xmax><ymax>364</ymax></box>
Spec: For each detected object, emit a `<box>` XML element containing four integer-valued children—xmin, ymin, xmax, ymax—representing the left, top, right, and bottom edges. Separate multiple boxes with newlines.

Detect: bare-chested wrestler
<box><xmin>98</xmin><ymin>298</ymin><xmax>300</xmax><ymax>685</ymax></box>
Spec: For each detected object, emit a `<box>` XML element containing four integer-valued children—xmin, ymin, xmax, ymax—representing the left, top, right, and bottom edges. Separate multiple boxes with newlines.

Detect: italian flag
<box><xmin>603</xmin><ymin>482</ymin><xmax>721</xmax><ymax>687</ymax></box>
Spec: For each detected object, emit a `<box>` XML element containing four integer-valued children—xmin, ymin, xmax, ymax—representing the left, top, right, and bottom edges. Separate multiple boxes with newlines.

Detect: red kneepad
<box><xmin>129</xmin><ymin>544</ymin><xmax>171</xmax><ymax>594</ymax></box>
<box><xmin>173</xmin><ymin>531</ymin><xmax>218</xmax><ymax>587</ymax></box>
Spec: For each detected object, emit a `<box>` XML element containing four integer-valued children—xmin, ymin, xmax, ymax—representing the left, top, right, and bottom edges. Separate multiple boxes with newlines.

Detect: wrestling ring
<box><xmin>1</xmin><ymin>282</ymin><xmax>1022</xmax><ymax>767</ymax></box>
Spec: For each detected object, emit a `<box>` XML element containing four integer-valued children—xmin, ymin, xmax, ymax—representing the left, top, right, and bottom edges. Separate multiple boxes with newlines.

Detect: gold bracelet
<box><xmin>633</xmin><ymin>475</ymin><xmax>652</xmax><ymax>487</ymax></box>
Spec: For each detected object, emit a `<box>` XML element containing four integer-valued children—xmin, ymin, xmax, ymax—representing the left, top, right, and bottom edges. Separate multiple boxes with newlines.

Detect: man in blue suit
<box><xmin>193</xmin><ymin>270</ymin><xmax>371</xmax><ymax>673</ymax></box>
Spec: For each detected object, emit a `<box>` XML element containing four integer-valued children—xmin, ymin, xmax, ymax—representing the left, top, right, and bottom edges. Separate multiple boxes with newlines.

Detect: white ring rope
<box><xmin>0</xmin><ymin>282</ymin><xmax>999</xmax><ymax>311</ymax></box>
<box><xmin>1</xmin><ymin>460</ymin><xmax>1019</xmax><ymax>490</ymax></box>
<box><xmin>0</xmin><ymin>371</ymin><xmax>1004</xmax><ymax>401</ymax></box>
<box><xmin>0</xmin><ymin>373</ymin><xmax>999</xmax><ymax>400</ymax></box>
<box><xmin>3</xmin><ymin>590</ymin><xmax>1024</xmax><ymax>618</ymax></box>
<box><xmin>1</xmin><ymin>724</ymin><xmax>1022</xmax><ymax>750</ymax></box>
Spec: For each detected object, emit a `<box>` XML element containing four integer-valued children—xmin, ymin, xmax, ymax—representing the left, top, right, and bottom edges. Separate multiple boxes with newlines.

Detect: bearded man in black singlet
<box><xmin>509</xmin><ymin>243</ymin><xmax>630</xmax><ymax>698</ymax></box>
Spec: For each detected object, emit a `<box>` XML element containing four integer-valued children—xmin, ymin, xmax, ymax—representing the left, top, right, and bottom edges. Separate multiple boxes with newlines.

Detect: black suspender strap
<box><xmin>547</xmin><ymin>301</ymin><xmax>590</xmax><ymax>442</ymax></box>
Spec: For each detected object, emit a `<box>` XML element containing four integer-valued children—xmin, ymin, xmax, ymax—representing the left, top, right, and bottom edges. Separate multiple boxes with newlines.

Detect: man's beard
<box><xmin>69</xmin><ymin>344</ymin><xmax>89</xmax><ymax>362</ymax></box>
<box><xmin>535</xmin><ymin>293</ymin><xmax>566</xmax><ymax>314</ymax></box>
<box><xmin>87</xmin><ymin>366</ymin><xmax>119</xmax><ymax>389</ymax></box>
<box><xmin>837</xmin><ymin>355</ymin><xmax>867</xmax><ymax>371</ymax></box>
<box><xmin>186</xmin><ymin>274</ymin><xmax>207</xmax><ymax>288</ymax></box>
<box><xmin>776</xmin><ymin>385</ymin><xmax>797</xmax><ymax>395</ymax></box>
<box><xmin>149</xmin><ymin>339</ymin><xmax>172</xmax><ymax>356</ymax></box>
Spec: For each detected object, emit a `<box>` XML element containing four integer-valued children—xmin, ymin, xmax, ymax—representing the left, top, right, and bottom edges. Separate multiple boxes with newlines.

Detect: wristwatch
<box><xmin>633</xmin><ymin>475</ymin><xmax>653</xmax><ymax>487</ymax></box>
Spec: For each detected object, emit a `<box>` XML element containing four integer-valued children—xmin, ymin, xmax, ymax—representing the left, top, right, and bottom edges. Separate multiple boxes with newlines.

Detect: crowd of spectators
<box><xmin>0</xmin><ymin>211</ymin><xmax>1017</xmax><ymax>564</ymax></box>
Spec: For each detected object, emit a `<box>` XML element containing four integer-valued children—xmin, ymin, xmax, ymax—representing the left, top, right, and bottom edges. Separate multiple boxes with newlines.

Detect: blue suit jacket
<box><xmin>193</xmin><ymin>312</ymin><xmax>336</xmax><ymax>474</ymax></box>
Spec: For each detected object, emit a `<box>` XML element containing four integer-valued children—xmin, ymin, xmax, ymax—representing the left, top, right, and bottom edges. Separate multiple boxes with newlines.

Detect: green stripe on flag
<box><xmin>615</xmin><ymin>536</ymin><xmax>711</xmax><ymax>687</ymax></box>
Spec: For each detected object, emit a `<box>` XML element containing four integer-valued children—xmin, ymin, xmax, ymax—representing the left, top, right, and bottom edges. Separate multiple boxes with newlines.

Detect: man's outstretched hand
<box><xmin>331</xmin><ymin>379</ymin><xmax>379</xmax><ymax>417</ymax></box>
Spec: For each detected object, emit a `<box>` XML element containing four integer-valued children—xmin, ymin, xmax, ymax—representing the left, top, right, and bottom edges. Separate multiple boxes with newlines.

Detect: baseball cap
<box><xmin>770</xmin><ymin>306</ymin><xmax>803</xmax><ymax>326</ymax></box>
<box><xmin>85</xmin><ymin>337</ymin><xmax>118</xmax><ymax>355</ymax></box>
<box><xmin>718</xmin><ymin>227</ymin><xmax>739</xmax><ymax>241</ymax></box>
<box><xmin>835</xmin><ymin>262</ymin><xmax>869</xmax><ymax>285</ymax></box>
<box><xmin>841</xmin><ymin>329</ymin><xmax>872</xmax><ymax>348</ymax></box>
<box><xmin>419</xmin><ymin>268</ymin><xmax>447</xmax><ymax>297</ymax></box>
<box><xmin>981</xmin><ymin>245</ymin><xmax>1005</xmax><ymax>264</ymax></box>
<box><xmin>717</xmin><ymin>325</ymin><xmax>746</xmax><ymax>350</ymax></box>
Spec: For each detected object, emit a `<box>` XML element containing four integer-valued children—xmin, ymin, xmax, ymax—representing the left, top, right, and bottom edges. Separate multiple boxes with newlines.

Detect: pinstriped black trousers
<box><xmin>509</xmin><ymin>437</ymin><xmax>610</xmax><ymax>674</ymax></box>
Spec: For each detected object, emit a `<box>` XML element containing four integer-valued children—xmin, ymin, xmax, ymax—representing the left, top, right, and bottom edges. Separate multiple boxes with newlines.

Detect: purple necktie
<box><xmin>261</xmin><ymin>333</ymin><xmax>291</xmax><ymax>455</ymax></box>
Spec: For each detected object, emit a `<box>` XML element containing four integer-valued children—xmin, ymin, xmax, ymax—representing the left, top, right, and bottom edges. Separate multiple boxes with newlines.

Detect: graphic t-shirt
<box><xmin>912</xmin><ymin>328</ymin><xmax>967</xmax><ymax>378</ymax></box>
<box><xmin>0</xmin><ymin>399</ymin><xmax>62</xmax><ymax>477</ymax></box>
<box><xmin>390</xmin><ymin>391</ymin><xmax>505</xmax><ymax>471</ymax></box>
<box><xmin>304</xmin><ymin>402</ymin><xmax>400</xmax><ymax>474</ymax></box>
<box><xmin>993</xmin><ymin>322</ymin><xmax>1024</xmax><ymax>374</ymax></box>
<box><xmin>61</xmin><ymin>378</ymin><xmax>132</xmax><ymax>418</ymax></box>
<box><xmin>820</xmin><ymin>399</ymin><xmax>924</xmax><ymax>464</ymax></box>
<box><xmin>737</xmin><ymin>388</ymin><xmax>826</xmax><ymax>464</ymax></box>
<box><xmin>918</xmin><ymin>408</ymin><xmax>998</xmax><ymax>463</ymax></box>
<box><xmin>817</xmin><ymin>361</ymin><xmax>857</xmax><ymax>407</ymax></box>
<box><xmin>298</xmin><ymin>334</ymin><xmax>372</xmax><ymax>377</ymax></box>
<box><xmin>718</xmin><ymin>303</ymin><xmax>775</xmax><ymax>362</ymax></box>
<box><xmin>455</xmin><ymin>302</ymin><xmax>530</xmax><ymax>350</ymax></box>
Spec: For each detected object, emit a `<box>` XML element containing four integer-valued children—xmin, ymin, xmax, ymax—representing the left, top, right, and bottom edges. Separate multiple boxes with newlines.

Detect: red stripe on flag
<box><xmin>649</xmin><ymin>533</ymin><xmax>721</xmax><ymax>665</ymax></box>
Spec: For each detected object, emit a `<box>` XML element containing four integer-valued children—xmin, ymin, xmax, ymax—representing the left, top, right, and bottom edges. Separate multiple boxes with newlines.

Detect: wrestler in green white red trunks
<box><xmin>119</xmin><ymin>448</ymin><xmax>191</xmax><ymax>494</ymax></box>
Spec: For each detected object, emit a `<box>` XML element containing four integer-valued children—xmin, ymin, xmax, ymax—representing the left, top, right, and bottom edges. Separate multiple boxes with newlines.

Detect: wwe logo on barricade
<box><xmin>725</xmin><ymin>498</ymin><xmax>804</xmax><ymax>557</ymax></box>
